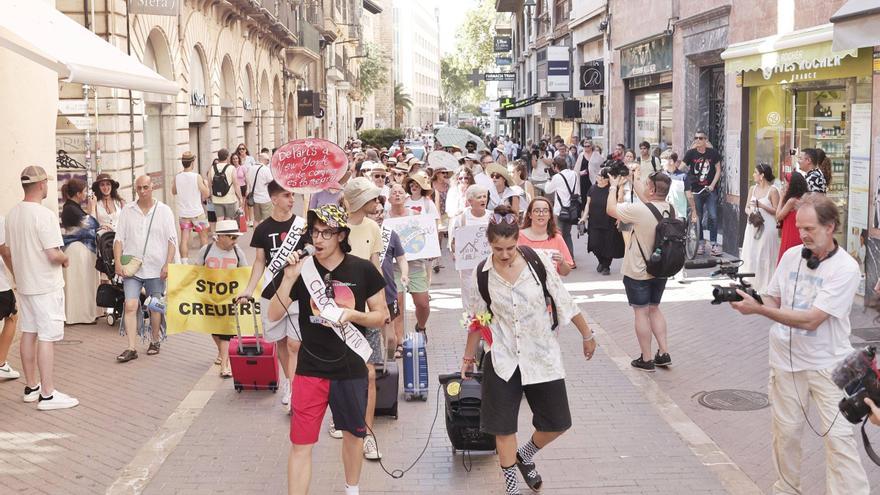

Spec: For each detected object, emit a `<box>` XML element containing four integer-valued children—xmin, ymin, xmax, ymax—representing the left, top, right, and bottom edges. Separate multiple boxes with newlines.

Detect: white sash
<box><xmin>377</xmin><ymin>226</ymin><xmax>393</xmax><ymax>265</ymax></box>
<box><xmin>263</xmin><ymin>216</ymin><xmax>307</xmax><ymax>285</ymax></box>
<box><xmin>300</xmin><ymin>257</ymin><xmax>372</xmax><ymax>363</ymax></box>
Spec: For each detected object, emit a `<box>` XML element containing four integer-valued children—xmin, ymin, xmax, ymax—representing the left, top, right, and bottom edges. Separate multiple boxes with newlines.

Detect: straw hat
<box><xmin>404</xmin><ymin>172</ymin><xmax>432</xmax><ymax>192</ymax></box>
<box><xmin>343</xmin><ymin>177</ymin><xmax>382</xmax><ymax>212</ymax></box>
<box><xmin>215</xmin><ymin>220</ymin><xmax>243</xmax><ymax>236</ymax></box>
<box><xmin>485</xmin><ymin>163</ymin><xmax>512</xmax><ymax>186</ymax></box>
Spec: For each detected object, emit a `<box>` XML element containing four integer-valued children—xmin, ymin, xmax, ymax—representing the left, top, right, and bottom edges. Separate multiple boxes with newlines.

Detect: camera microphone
<box><xmin>684</xmin><ymin>258</ymin><xmax>722</xmax><ymax>270</ymax></box>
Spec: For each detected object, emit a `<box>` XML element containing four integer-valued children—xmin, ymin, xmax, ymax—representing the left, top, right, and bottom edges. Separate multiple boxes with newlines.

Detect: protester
<box><xmin>59</xmin><ymin>178</ymin><xmax>100</xmax><ymax>325</ymax></box>
<box><xmin>0</xmin><ymin>216</ymin><xmax>17</xmax><ymax>380</ymax></box>
<box><xmin>776</xmin><ymin>172</ymin><xmax>808</xmax><ymax>262</ymax></box>
<box><xmin>518</xmin><ymin>197</ymin><xmax>573</xmax><ymax>276</ymax></box>
<box><xmin>509</xmin><ymin>161</ymin><xmax>534</xmax><ymax>211</ymax></box>
<box><xmin>247</xmin><ymin>152</ymin><xmax>274</xmax><ymax>224</ymax></box>
<box><xmin>267</xmin><ymin>204</ymin><xmax>388</xmax><ymax>495</ymax></box>
<box><xmin>231</xmin><ymin>151</ymin><xmax>249</xmax><ymax>225</ymax></box>
<box><xmin>366</xmin><ymin>199</ymin><xmax>408</xmax><ymax>358</ymax></box>
<box><xmin>173</xmin><ymin>151</ymin><xmax>210</xmax><ymax>263</ymax></box>
<box><xmin>404</xmin><ymin>172</ymin><xmax>439</xmax><ymax>220</ymax></box>
<box><xmin>89</xmin><ymin>173</ymin><xmax>125</xmax><ymax>235</ymax></box>
<box><xmin>366</xmin><ymin>162</ymin><xmax>389</xmax><ymax>199</ymax></box>
<box><xmin>730</xmin><ymin>194</ymin><xmax>869</xmax><ymax>495</ymax></box>
<box><xmin>606</xmin><ymin>171</ymin><xmax>673</xmax><ymax>372</ymax></box>
<box><xmin>208</xmin><ymin>148</ymin><xmax>243</xmax><ymax>221</ymax></box>
<box><xmin>445</xmin><ymin>167</ymin><xmax>475</xmax><ymax>219</ymax></box>
<box><xmin>193</xmin><ymin>219</ymin><xmax>249</xmax><ymax>377</ymax></box>
<box><xmin>741</xmin><ymin>163</ymin><xmax>780</xmax><ymax>293</ymax></box>
<box><xmin>799</xmin><ymin>148</ymin><xmax>831</xmax><ymax>194</ymax></box>
<box><xmin>237</xmin><ymin>180</ymin><xmax>308</xmax><ymax>411</ymax></box>
<box><xmin>7</xmin><ymin>165</ymin><xmax>78</xmax><ymax>409</ymax></box>
<box><xmin>449</xmin><ymin>184</ymin><xmax>490</xmax><ymax>308</ymax></box>
<box><xmin>390</xmin><ymin>161</ymin><xmax>410</xmax><ymax>185</ymax></box>
<box><xmin>638</xmin><ymin>141</ymin><xmax>661</xmax><ymax>173</ymax></box>
<box><xmin>684</xmin><ymin>130</ymin><xmax>723</xmax><ymax>256</ymax></box>
<box><xmin>485</xmin><ymin>163</ymin><xmax>521</xmax><ymax>214</ymax></box>
<box><xmin>461</xmin><ymin>204</ymin><xmax>597</xmax><ymax>495</ymax></box>
<box><xmin>542</xmin><ymin>156</ymin><xmax>580</xmax><ymax>262</ymax></box>
<box><xmin>114</xmin><ymin>175</ymin><xmax>177</xmax><ymax>362</ymax></box>
<box><xmin>431</xmin><ymin>164</ymin><xmax>451</xmax><ymax>229</ymax></box>
<box><xmin>580</xmin><ymin>168</ymin><xmax>623</xmax><ymax>275</ymax></box>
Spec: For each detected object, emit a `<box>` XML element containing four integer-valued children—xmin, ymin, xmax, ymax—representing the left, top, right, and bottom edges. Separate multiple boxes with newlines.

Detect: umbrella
<box><xmin>435</xmin><ymin>126</ymin><xmax>487</xmax><ymax>152</ymax></box>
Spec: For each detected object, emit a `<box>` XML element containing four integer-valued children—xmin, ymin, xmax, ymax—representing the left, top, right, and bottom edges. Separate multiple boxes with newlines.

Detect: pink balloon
<box><xmin>270</xmin><ymin>139</ymin><xmax>348</xmax><ymax>193</ymax></box>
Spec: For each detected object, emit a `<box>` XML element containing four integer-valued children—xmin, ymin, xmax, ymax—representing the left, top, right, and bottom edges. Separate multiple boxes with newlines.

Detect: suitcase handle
<box><xmin>438</xmin><ymin>371</ymin><xmax>483</xmax><ymax>384</ymax></box>
<box><xmin>232</xmin><ymin>296</ymin><xmax>262</xmax><ymax>355</ymax></box>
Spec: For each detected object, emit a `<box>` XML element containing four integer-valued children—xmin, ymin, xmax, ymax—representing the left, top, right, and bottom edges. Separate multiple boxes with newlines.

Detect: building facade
<box><xmin>393</xmin><ymin>0</ymin><xmax>441</xmax><ymax>131</ymax></box>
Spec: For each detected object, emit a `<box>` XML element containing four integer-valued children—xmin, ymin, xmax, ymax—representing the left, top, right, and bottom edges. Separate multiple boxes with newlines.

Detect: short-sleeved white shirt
<box><xmin>115</xmin><ymin>200</ymin><xmax>178</xmax><ymax>279</ymax></box>
<box><xmin>766</xmin><ymin>246</ymin><xmax>860</xmax><ymax>371</ymax></box>
<box><xmin>6</xmin><ymin>202</ymin><xmax>64</xmax><ymax>295</ymax></box>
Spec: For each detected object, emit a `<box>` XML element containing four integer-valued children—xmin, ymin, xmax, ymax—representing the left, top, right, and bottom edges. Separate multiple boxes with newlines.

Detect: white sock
<box><xmin>344</xmin><ymin>484</ymin><xmax>359</xmax><ymax>495</ymax></box>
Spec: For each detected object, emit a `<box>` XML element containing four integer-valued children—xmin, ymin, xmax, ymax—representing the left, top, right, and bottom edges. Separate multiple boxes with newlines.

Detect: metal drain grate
<box><xmin>697</xmin><ymin>389</ymin><xmax>769</xmax><ymax>411</ymax></box>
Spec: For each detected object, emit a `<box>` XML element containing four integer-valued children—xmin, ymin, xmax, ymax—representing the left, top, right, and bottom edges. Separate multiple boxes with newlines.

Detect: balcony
<box><xmin>287</xmin><ymin>21</ymin><xmax>321</xmax><ymax>75</ymax></box>
<box><xmin>496</xmin><ymin>0</ymin><xmax>519</xmax><ymax>12</ymax></box>
<box><xmin>326</xmin><ymin>53</ymin><xmax>345</xmax><ymax>82</ymax></box>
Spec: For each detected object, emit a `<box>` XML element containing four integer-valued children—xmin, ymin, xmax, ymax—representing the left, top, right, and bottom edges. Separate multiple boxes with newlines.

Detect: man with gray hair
<box><xmin>731</xmin><ymin>193</ymin><xmax>870</xmax><ymax>494</ymax></box>
<box><xmin>247</xmin><ymin>152</ymin><xmax>274</xmax><ymax>224</ymax></box>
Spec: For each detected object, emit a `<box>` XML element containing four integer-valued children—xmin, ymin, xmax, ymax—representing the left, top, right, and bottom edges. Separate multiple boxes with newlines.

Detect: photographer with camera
<box><xmin>606</xmin><ymin>170</ymin><xmax>673</xmax><ymax>372</ymax></box>
<box><xmin>729</xmin><ymin>193</ymin><xmax>870</xmax><ymax>494</ymax></box>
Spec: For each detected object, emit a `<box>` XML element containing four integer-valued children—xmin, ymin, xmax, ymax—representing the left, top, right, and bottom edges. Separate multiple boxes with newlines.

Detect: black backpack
<box><xmin>476</xmin><ymin>245</ymin><xmax>559</xmax><ymax>330</ymax></box>
<box><xmin>556</xmin><ymin>172</ymin><xmax>581</xmax><ymax>224</ymax></box>
<box><xmin>212</xmin><ymin>163</ymin><xmax>232</xmax><ymax>197</ymax></box>
<box><xmin>633</xmin><ymin>203</ymin><xmax>686</xmax><ymax>278</ymax></box>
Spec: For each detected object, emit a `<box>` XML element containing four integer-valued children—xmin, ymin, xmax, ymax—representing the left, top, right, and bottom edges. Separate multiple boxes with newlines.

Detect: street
<box><xmin>3</xmin><ymin>231</ymin><xmax>880</xmax><ymax>495</ymax></box>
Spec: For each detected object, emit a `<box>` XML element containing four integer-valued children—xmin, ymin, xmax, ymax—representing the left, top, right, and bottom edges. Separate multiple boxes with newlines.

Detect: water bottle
<box><xmin>832</xmin><ymin>346</ymin><xmax>876</xmax><ymax>389</ymax></box>
<box><xmin>144</xmin><ymin>295</ymin><xmax>167</xmax><ymax>314</ymax></box>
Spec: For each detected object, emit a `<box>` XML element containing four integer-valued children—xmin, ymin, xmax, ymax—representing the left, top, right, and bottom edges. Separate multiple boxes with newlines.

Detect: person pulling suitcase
<box><xmin>460</xmin><ymin>205</ymin><xmax>598</xmax><ymax>495</ymax></box>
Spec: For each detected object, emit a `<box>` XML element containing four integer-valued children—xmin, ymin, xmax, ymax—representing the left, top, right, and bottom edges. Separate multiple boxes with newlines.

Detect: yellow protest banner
<box><xmin>166</xmin><ymin>264</ymin><xmax>263</xmax><ymax>336</ymax></box>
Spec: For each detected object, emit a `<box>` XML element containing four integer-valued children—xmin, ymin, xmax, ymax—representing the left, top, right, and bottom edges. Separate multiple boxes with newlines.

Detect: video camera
<box><xmin>604</xmin><ymin>158</ymin><xmax>629</xmax><ymax>178</ymax></box>
<box><xmin>683</xmin><ymin>258</ymin><xmax>763</xmax><ymax>305</ymax></box>
<box><xmin>833</xmin><ymin>346</ymin><xmax>880</xmax><ymax>424</ymax></box>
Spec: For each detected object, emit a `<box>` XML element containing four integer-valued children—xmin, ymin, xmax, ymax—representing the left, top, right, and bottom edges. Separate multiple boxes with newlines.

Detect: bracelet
<box><xmin>583</xmin><ymin>332</ymin><xmax>595</xmax><ymax>342</ymax></box>
<box><xmin>462</xmin><ymin>356</ymin><xmax>476</xmax><ymax>364</ymax></box>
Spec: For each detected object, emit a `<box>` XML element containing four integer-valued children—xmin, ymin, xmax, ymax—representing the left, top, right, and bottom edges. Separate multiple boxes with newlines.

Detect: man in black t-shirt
<box><xmin>683</xmin><ymin>130</ymin><xmax>723</xmax><ymax>256</ymax></box>
<box><xmin>236</xmin><ymin>181</ymin><xmax>307</xmax><ymax>412</ymax></box>
<box><xmin>268</xmin><ymin>204</ymin><xmax>387</xmax><ymax>495</ymax></box>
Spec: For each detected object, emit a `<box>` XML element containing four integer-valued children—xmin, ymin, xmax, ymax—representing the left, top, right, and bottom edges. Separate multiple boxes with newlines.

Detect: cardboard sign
<box><xmin>270</xmin><ymin>138</ymin><xmax>348</xmax><ymax>193</ymax></box>
<box><xmin>382</xmin><ymin>215</ymin><xmax>441</xmax><ymax>261</ymax></box>
<box><xmin>166</xmin><ymin>265</ymin><xmax>263</xmax><ymax>336</ymax></box>
<box><xmin>453</xmin><ymin>225</ymin><xmax>490</xmax><ymax>271</ymax></box>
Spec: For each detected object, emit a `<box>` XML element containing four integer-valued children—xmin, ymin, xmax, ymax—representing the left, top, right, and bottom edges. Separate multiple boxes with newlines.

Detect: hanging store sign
<box><xmin>580</xmin><ymin>95</ymin><xmax>603</xmax><ymax>124</ymax></box>
<box><xmin>496</xmin><ymin>56</ymin><xmax>513</xmax><ymax>66</ymax></box>
<box><xmin>742</xmin><ymin>47</ymin><xmax>871</xmax><ymax>86</ymax></box>
<box><xmin>484</xmin><ymin>73</ymin><xmax>515</xmax><ymax>82</ymax></box>
<box><xmin>547</xmin><ymin>46</ymin><xmax>570</xmax><ymax>92</ymax></box>
<box><xmin>128</xmin><ymin>0</ymin><xmax>180</xmax><ymax>16</ymax></box>
<box><xmin>579</xmin><ymin>60</ymin><xmax>604</xmax><ymax>91</ymax></box>
<box><xmin>620</xmin><ymin>35</ymin><xmax>672</xmax><ymax>79</ymax></box>
<box><xmin>499</xmin><ymin>97</ymin><xmax>515</xmax><ymax>109</ymax></box>
<box><xmin>494</xmin><ymin>36</ymin><xmax>512</xmax><ymax>52</ymax></box>
<box><xmin>297</xmin><ymin>90</ymin><xmax>319</xmax><ymax>116</ymax></box>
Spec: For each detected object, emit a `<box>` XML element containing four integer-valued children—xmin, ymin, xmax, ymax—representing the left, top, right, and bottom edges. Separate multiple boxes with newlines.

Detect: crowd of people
<box><xmin>0</xmin><ymin>129</ymin><xmax>871</xmax><ymax>495</ymax></box>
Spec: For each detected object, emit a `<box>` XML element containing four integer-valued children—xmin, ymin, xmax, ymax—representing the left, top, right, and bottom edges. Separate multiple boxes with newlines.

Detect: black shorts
<box><xmin>0</xmin><ymin>290</ymin><xmax>17</xmax><ymax>320</ymax></box>
<box><xmin>480</xmin><ymin>352</ymin><xmax>572</xmax><ymax>436</ymax></box>
<box><xmin>207</xmin><ymin>209</ymin><xmax>217</xmax><ymax>223</ymax></box>
<box><xmin>622</xmin><ymin>276</ymin><xmax>667</xmax><ymax>307</ymax></box>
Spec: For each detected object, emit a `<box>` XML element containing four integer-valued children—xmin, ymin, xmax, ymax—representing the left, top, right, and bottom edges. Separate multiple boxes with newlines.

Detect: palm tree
<box><xmin>394</xmin><ymin>83</ymin><xmax>412</xmax><ymax>128</ymax></box>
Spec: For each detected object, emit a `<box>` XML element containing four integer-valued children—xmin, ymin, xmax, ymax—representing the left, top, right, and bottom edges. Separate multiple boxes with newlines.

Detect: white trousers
<box><xmin>768</xmin><ymin>366</ymin><xmax>870</xmax><ymax>495</ymax></box>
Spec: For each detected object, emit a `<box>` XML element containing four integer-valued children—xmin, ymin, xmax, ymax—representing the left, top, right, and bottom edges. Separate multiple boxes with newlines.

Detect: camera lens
<box><xmin>711</xmin><ymin>286</ymin><xmax>742</xmax><ymax>305</ymax></box>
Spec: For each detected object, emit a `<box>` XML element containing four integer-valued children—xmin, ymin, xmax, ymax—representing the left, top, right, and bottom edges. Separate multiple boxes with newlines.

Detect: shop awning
<box><xmin>0</xmin><ymin>0</ymin><xmax>178</xmax><ymax>95</ymax></box>
<box><xmin>720</xmin><ymin>23</ymin><xmax>859</xmax><ymax>74</ymax></box>
<box><xmin>831</xmin><ymin>0</ymin><xmax>880</xmax><ymax>51</ymax></box>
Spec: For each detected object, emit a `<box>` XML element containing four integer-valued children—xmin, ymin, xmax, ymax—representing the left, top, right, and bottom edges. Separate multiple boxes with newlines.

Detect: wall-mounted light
<box><xmin>664</xmin><ymin>16</ymin><xmax>679</xmax><ymax>36</ymax></box>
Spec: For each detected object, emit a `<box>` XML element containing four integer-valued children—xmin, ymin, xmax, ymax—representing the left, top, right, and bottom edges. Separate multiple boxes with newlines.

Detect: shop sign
<box><xmin>496</xmin><ymin>56</ymin><xmax>513</xmax><ymax>66</ymax></box>
<box><xmin>484</xmin><ymin>73</ymin><xmax>515</xmax><ymax>82</ymax></box>
<box><xmin>580</xmin><ymin>95</ymin><xmax>603</xmax><ymax>124</ymax></box>
<box><xmin>494</xmin><ymin>37</ymin><xmax>512</xmax><ymax>52</ymax></box>
<box><xmin>547</xmin><ymin>46</ymin><xmax>570</xmax><ymax>92</ymax></box>
<box><xmin>190</xmin><ymin>91</ymin><xmax>208</xmax><ymax>107</ymax></box>
<box><xmin>297</xmin><ymin>90</ymin><xmax>318</xmax><ymax>116</ymax></box>
<box><xmin>620</xmin><ymin>35</ymin><xmax>672</xmax><ymax>79</ymax></box>
<box><xmin>579</xmin><ymin>60</ymin><xmax>604</xmax><ymax>91</ymax></box>
<box><xmin>743</xmin><ymin>48</ymin><xmax>871</xmax><ymax>86</ymax></box>
<box><xmin>499</xmin><ymin>97</ymin><xmax>515</xmax><ymax>109</ymax></box>
<box><xmin>128</xmin><ymin>0</ymin><xmax>180</xmax><ymax>16</ymax></box>
<box><xmin>243</xmin><ymin>99</ymin><xmax>254</xmax><ymax>111</ymax></box>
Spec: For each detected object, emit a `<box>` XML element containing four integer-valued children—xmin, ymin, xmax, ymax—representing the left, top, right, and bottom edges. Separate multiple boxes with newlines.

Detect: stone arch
<box><xmin>259</xmin><ymin>70</ymin><xmax>271</xmax><ymax>149</ymax></box>
<box><xmin>143</xmin><ymin>28</ymin><xmax>174</xmax><ymax>81</ymax></box>
<box><xmin>189</xmin><ymin>43</ymin><xmax>210</xmax><ymax>106</ymax></box>
<box><xmin>273</xmin><ymin>75</ymin><xmax>283</xmax><ymax>148</ymax></box>
<box><xmin>219</xmin><ymin>55</ymin><xmax>237</xmax><ymax>149</ymax></box>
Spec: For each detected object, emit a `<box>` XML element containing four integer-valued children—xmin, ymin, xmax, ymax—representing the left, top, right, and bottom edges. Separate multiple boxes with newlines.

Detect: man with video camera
<box><xmin>730</xmin><ymin>193</ymin><xmax>870</xmax><ymax>494</ymax></box>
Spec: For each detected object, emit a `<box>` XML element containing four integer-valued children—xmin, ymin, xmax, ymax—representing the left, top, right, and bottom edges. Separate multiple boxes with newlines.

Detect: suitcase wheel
<box><xmin>234</xmin><ymin>381</ymin><xmax>242</xmax><ymax>393</ymax></box>
<box><xmin>106</xmin><ymin>314</ymin><xmax>115</xmax><ymax>326</ymax></box>
<box><xmin>391</xmin><ymin>402</ymin><xmax>398</xmax><ymax>420</ymax></box>
<box><xmin>419</xmin><ymin>393</ymin><xmax>428</xmax><ymax>402</ymax></box>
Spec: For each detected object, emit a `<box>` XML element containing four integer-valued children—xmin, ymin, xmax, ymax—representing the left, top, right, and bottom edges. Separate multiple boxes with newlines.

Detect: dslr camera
<box><xmin>685</xmin><ymin>258</ymin><xmax>764</xmax><ymax>305</ymax></box>
<box><xmin>834</xmin><ymin>346</ymin><xmax>880</xmax><ymax>424</ymax></box>
<box><xmin>604</xmin><ymin>159</ymin><xmax>629</xmax><ymax>178</ymax></box>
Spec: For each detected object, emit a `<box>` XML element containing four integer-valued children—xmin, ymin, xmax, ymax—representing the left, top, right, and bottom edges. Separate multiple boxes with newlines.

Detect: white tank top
<box><xmin>175</xmin><ymin>172</ymin><xmax>204</xmax><ymax>218</ymax></box>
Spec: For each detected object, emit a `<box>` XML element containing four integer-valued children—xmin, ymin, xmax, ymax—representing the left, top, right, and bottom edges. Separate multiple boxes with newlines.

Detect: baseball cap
<box><xmin>20</xmin><ymin>166</ymin><xmax>49</xmax><ymax>184</ymax></box>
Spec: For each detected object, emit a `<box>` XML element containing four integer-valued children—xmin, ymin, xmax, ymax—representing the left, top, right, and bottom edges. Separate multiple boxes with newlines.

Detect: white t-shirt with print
<box><xmin>194</xmin><ymin>242</ymin><xmax>249</xmax><ymax>269</ymax></box>
<box><xmin>766</xmin><ymin>245</ymin><xmax>859</xmax><ymax>372</ymax></box>
<box><xmin>0</xmin><ymin>217</ymin><xmax>12</xmax><ymax>292</ymax></box>
<box><xmin>404</xmin><ymin>196</ymin><xmax>439</xmax><ymax>219</ymax></box>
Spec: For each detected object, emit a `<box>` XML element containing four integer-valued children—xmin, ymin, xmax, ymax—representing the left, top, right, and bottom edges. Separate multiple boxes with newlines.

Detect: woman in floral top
<box><xmin>460</xmin><ymin>204</ymin><xmax>597</xmax><ymax>495</ymax></box>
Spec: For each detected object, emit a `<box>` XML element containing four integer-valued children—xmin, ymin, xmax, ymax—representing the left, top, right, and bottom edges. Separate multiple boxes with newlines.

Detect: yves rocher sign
<box><xmin>270</xmin><ymin>139</ymin><xmax>348</xmax><ymax>193</ymax></box>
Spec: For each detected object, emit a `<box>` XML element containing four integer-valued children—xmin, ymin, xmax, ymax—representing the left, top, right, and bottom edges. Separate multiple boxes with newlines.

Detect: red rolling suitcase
<box><xmin>229</xmin><ymin>299</ymin><xmax>279</xmax><ymax>392</ymax></box>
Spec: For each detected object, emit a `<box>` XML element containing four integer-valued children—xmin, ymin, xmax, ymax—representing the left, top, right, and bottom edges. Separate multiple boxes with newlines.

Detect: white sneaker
<box><xmin>37</xmin><ymin>390</ymin><xmax>79</xmax><ymax>411</ymax></box>
<box><xmin>280</xmin><ymin>378</ymin><xmax>291</xmax><ymax>406</ymax></box>
<box><xmin>23</xmin><ymin>383</ymin><xmax>41</xmax><ymax>403</ymax></box>
<box><xmin>0</xmin><ymin>362</ymin><xmax>20</xmax><ymax>379</ymax></box>
<box><xmin>328</xmin><ymin>422</ymin><xmax>344</xmax><ymax>439</ymax></box>
<box><xmin>363</xmin><ymin>434</ymin><xmax>382</xmax><ymax>460</ymax></box>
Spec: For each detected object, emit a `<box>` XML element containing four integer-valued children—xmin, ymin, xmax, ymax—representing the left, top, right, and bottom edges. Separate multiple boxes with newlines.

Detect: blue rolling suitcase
<box><xmin>403</xmin><ymin>331</ymin><xmax>428</xmax><ymax>401</ymax></box>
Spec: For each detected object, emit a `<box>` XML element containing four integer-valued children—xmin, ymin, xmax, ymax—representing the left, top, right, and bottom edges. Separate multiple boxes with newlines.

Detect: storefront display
<box><xmin>621</xmin><ymin>34</ymin><xmax>673</xmax><ymax>150</ymax></box>
<box><xmin>632</xmin><ymin>90</ymin><xmax>673</xmax><ymax>150</ymax></box>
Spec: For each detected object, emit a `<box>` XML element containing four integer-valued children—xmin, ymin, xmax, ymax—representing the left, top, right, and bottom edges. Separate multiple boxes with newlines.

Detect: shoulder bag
<box><xmin>120</xmin><ymin>204</ymin><xmax>158</xmax><ymax>277</ymax></box>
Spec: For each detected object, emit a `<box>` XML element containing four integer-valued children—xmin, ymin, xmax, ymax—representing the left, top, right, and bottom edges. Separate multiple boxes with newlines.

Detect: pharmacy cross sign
<box><xmin>467</xmin><ymin>68</ymin><xmax>483</xmax><ymax>87</ymax></box>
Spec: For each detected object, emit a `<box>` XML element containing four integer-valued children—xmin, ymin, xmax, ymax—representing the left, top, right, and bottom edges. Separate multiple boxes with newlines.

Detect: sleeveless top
<box><xmin>175</xmin><ymin>171</ymin><xmax>204</xmax><ymax>217</ymax></box>
<box><xmin>96</xmin><ymin>198</ymin><xmax>123</xmax><ymax>233</ymax></box>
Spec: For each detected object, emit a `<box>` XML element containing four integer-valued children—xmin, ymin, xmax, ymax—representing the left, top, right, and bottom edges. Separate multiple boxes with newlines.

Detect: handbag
<box><xmin>747</xmin><ymin>187</ymin><xmax>764</xmax><ymax>229</ymax></box>
<box><xmin>120</xmin><ymin>203</ymin><xmax>157</xmax><ymax>277</ymax></box>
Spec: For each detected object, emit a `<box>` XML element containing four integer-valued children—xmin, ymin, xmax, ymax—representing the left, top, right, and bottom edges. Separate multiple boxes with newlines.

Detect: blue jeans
<box><xmin>122</xmin><ymin>277</ymin><xmax>166</xmax><ymax>301</ymax></box>
<box><xmin>693</xmin><ymin>189</ymin><xmax>718</xmax><ymax>244</ymax></box>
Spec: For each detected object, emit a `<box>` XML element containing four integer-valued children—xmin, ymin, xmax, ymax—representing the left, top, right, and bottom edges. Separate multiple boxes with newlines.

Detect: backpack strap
<box><xmin>518</xmin><ymin>245</ymin><xmax>558</xmax><ymax>330</ymax></box>
<box><xmin>476</xmin><ymin>258</ymin><xmax>492</xmax><ymax>319</ymax></box>
<box><xmin>203</xmin><ymin>242</ymin><xmax>214</xmax><ymax>266</ymax></box>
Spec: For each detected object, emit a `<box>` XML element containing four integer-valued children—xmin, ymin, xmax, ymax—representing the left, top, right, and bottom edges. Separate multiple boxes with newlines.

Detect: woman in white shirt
<box><xmin>89</xmin><ymin>173</ymin><xmax>125</xmax><ymax>235</ymax></box>
<box><xmin>460</xmin><ymin>204</ymin><xmax>597</xmax><ymax>495</ymax></box>
<box><xmin>485</xmin><ymin>163</ymin><xmax>521</xmax><ymax>214</ymax></box>
<box><xmin>448</xmin><ymin>184</ymin><xmax>489</xmax><ymax>308</ymax></box>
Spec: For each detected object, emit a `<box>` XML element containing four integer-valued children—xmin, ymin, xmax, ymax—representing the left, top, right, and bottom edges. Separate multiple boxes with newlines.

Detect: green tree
<box><xmin>440</xmin><ymin>0</ymin><xmax>497</xmax><ymax>120</ymax></box>
<box><xmin>394</xmin><ymin>83</ymin><xmax>412</xmax><ymax>128</ymax></box>
<box><xmin>356</xmin><ymin>43</ymin><xmax>386</xmax><ymax>98</ymax></box>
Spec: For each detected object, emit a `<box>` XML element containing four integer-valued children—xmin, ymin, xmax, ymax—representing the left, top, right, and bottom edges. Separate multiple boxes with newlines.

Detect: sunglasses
<box><xmin>457</xmin><ymin>176</ymin><xmax>469</xmax><ymax>181</ymax></box>
<box><xmin>372</xmin><ymin>174</ymin><xmax>386</xmax><ymax>179</ymax></box>
<box><xmin>490</xmin><ymin>173</ymin><xmax>505</xmax><ymax>180</ymax></box>
<box><xmin>394</xmin><ymin>171</ymin><xmax>406</xmax><ymax>176</ymax></box>
<box><xmin>490</xmin><ymin>213</ymin><xmax>518</xmax><ymax>225</ymax></box>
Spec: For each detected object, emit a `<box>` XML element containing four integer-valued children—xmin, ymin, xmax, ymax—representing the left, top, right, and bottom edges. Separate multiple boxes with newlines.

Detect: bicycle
<box><xmin>685</xmin><ymin>186</ymin><xmax>709</xmax><ymax>260</ymax></box>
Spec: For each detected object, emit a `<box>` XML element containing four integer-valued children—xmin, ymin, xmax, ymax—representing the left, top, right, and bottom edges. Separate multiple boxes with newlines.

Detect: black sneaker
<box><xmin>631</xmin><ymin>356</ymin><xmax>655</xmax><ymax>372</ymax></box>
<box><xmin>654</xmin><ymin>351</ymin><xmax>672</xmax><ymax>367</ymax></box>
<box><xmin>515</xmin><ymin>452</ymin><xmax>543</xmax><ymax>492</ymax></box>
<box><xmin>601</xmin><ymin>266</ymin><xmax>611</xmax><ymax>276</ymax></box>
<box><xmin>116</xmin><ymin>349</ymin><xmax>138</xmax><ymax>363</ymax></box>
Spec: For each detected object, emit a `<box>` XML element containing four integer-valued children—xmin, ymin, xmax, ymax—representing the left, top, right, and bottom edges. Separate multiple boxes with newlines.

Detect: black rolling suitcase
<box><xmin>438</xmin><ymin>372</ymin><xmax>496</xmax><ymax>453</ymax></box>
<box><xmin>373</xmin><ymin>337</ymin><xmax>399</xmax><ymax>419</ymax></box>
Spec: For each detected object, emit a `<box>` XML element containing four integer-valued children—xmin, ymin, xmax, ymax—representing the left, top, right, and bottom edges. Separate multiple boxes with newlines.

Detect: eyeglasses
<box><xmin>136</xmin><ymin>185</ymin><xmax>152</xmax><ymax>191</ymax></box>
<box><xmin>490</xmin><ymin>213</ymin><xmax>518</xmax><ymax>225</ymax></box>
<box><xmin>311</xmin><ymin>227</ymin><xmax>340</xmax><ymax>240</ymax></box>
<box><xmin>457</xmin><ymin>176</ymin><xmax>469</xmax><ymax>181</ymax></box>
<box><xmin>694</xmin><ymin>136</ymin><xmax>707</xmax><ymax>140</ymax></box>
<box><xmin>531</xmin><ymin>208</ymin><xmax>550</xmax><ymax>215</ymax></box>
<box><xmin>394</xmin><ymin>171</ymin><xmax>406</xmax><ymax>176</ymax></box>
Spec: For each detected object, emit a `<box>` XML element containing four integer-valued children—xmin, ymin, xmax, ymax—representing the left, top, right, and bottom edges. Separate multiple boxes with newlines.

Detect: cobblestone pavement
<box><xmin>2</xmin><ymin>230</ymin><xmax>878</xmax><ymax>494</ymax></box>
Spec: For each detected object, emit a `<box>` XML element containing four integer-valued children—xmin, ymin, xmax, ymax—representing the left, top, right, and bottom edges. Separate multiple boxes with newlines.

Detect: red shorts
<box><xmin>290</xmin><ymin>374</ymin><xmax>368</xmax><ymax>445</ymax></box>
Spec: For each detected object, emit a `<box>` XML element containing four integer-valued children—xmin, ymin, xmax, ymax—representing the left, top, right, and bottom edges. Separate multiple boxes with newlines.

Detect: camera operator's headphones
<box><xmin>800</xmin><ymin>240</ymin><xmax>839</xmax><ymax>269</ymax></box>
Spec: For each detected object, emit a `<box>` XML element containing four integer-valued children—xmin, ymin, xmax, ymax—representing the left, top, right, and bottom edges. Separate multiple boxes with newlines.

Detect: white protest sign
<box><xmin>453</xmin><ymin>225</ymin><xmax>490</xmax><ymax>271</ymax></box>
<box><xmin>382</xmin><ymin>215</ymin><xmax>441</xmax><ymax>261</ymax></box>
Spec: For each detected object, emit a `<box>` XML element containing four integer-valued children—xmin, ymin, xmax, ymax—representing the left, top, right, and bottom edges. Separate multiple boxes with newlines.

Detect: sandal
<box><xmin>214</xmin><ymin>356</ymin><xmax>222</xmax><ymax>365</ymax></box>
<box><xmin>147</xmin><ymin>342</ymin><xmax>160</xmax><ymax>355</ymax></box>
<box><xmin>220</xmin><ymin>368</ymin><xmax>232</xmax><ymax>378</ymax></box>
<box><xmin>394</xmin><ymin>344</ymin><xmax>403</xmax><ymax>359</ymax></box>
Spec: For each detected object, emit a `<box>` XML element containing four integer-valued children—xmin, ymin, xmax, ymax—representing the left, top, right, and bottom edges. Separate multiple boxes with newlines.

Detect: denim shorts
<box><xmin>123</xmin><ymin>276</ymin><xmax>166</xmax><ymax>301</ymax></box>
<box><xmin>622</xmin><ymin>276</ymin><xmax>667</xmax><ymax>307</ymax></box>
